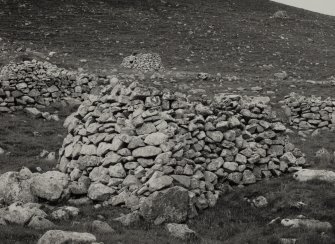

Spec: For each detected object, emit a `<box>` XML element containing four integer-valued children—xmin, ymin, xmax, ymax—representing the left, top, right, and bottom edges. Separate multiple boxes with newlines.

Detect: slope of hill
<box><xmin>0</xmin><ymin>0</ymin><xmax>334</xmax><ymax>79</ymax></box>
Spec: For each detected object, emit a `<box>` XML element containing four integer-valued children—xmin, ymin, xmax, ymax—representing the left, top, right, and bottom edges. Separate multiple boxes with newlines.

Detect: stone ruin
<box><xmin>281</xmin><ymin>93</ymin><xmax>335</xmax><ymax>135</ymax></box>
<box><xmin>272</xmin><ymin>10</ymin><xmax>289</xmax><ymax>19</ymax></box>
<box><xmin>0</xmin><ymin>60</ymin><xmax>109</xmax><ymax>113</ymax></box>
<box><xmin>121</xmin><ymin>53</ymin><xmax>164</xmax><ymax>73</ymax></box>
<box><xmin>57</xmin><ymin>81</ymin><xmax>306</xmax><ymax>222</ymax></box>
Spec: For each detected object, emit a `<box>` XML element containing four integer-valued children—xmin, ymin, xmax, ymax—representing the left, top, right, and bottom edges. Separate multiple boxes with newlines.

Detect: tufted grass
<box><xmin>0</xmin><ymin>104</ymin><xmax>75</xmax><ymax>174</ymax></box>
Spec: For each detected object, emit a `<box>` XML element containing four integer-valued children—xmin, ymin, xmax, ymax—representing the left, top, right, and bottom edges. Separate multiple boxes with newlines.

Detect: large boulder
<box><xmin>30</xmin><ymin>171</ymin><xmax>69</xmax><ymax>201</ymax></box>
<box><xmin>293</xmin><ymin>169</ymin><xmax>335</xmax><ymax>183</ymax></box>
<box><xmin>0</xmin><ymin>171</ymin><xmax>36</xmax><ymax>204</ymax></box>
<box><xmin>37</xmin><ymin>230</ymin><xmax>96</xmax><ymax>244</ymax></box>
<box><xmin>140</xmin><ymin>186</ymin><xmax>190</xmax><ymax>223</ymax></box>
<box><xmin>3</xmin><ymin>202</ymin><xmax>47</xmax><ymax>225</ymax></box>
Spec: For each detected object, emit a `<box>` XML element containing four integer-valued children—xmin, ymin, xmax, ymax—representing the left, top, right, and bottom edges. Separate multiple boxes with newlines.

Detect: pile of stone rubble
<box><xmin>0</xmin><ymin>60</ymin><xmax>109</xmax><ymax>112</ymax></box>
<box><xmin>281</xmin><ymin>93</ymin><xmax>335</xmax><ymax>134</ymax></box>
<box><xmin>57</xmin><ymin>81</ymin><xmax>305</xmax><ymax>222</ymax></box>
<box><xmin>121</xmin><ymin>53</ymin><xmax>164</xmax><ymax>72</ymax></box>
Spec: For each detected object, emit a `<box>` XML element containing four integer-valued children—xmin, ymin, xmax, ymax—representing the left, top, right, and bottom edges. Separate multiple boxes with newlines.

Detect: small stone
<box><xmin>144</xmin><ymin>132</ymin><xmax>168</xmax><ymax>146</ymax></box>
<box><xmin>252</xmin><ymin>196</ymin><xmax>268</xmax><ymax>208</ymax></box>
<box><xmin>109</xmin><ymin>163</ymin><xmax>126</xmax><ymax>178</ymax></box>
<box><xmin>206</xmin><ymin>131</ymin><xmax>223</xmax><ymax>142</ymax></box>
<box><xmin>242</xmin><ymin>170</ymin><xmax>256</xmax><ymax>184</ymax></box>
<box><xmin>114</xmin><ymin>211</ymin><xmax>140</xmax><ymax>226</ymax></box>
<box><xmin>166</xmin><ymin>223</ymin><xmax>197</xmax><ymax>240</ymax></box>
<box><xmin>28</xmin><ymin>216</ymin><xmax>56</xmax><ymax>230</ymax></box>
<box><xmin>132</xmin><ymin>146</ymin><xmax>162</xmax><ymax>158</ymax></box>
<box><xmin>87</xmin><ymin>183</ymin><xmax>115</xmax><ymax>201</ymax></box>
<box><xmin>223</xmin><ymin>162</ymin><xmax>238</xmax><ymax>172</ymax></box>
<box><xmin>147</xmin><ymin>175</ymin><xmax>173</xmax><ymax>191</ymax></box>
<box><xmin>228</xmin><ymin>172</ymin><xmax>242</xmax><ymax>184</ymax></box>
<box><xmin>92</xmin><ymin>220</ymin><xmax>115</xmax><ymax>234</ymax></box>
<box><xmin>24</xmin><ymin>107</ymin><xmax>42</xmax><ymax>118</ymax></box>
<box><xmin>207</xmin><ymin>157</ymin><xmax>224</xmax><ymax>171</ymax></box>
<box><xmin>136</xmin><ymin>123</ymin><xmax>157</xmax><ymax>135</ymax></box>
<box><xmin>171</xmin><ymin>175</ymin><xmax>191</xmax><ymax>188</ymax></box>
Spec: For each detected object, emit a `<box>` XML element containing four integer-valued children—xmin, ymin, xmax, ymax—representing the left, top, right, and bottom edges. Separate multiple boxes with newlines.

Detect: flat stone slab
<box><xmin>293</xmin><ymin>169</ymin><xmax>335</xmax><ymax>183</ymax></box>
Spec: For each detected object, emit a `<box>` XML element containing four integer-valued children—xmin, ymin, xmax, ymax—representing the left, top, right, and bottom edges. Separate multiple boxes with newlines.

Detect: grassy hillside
<box><xmin>0</xmin><ymin>0</ymin><xmax>334</xmax><ymax>79</ymax></box>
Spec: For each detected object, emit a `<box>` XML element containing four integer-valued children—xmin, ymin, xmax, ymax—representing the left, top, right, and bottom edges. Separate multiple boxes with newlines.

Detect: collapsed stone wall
<box><xmin>58</xmin><ymin>81</ymin><xmax>305</xmax><ymax>220</ymax></box>
<box><xmin>0</xmin><ymin>60</ymin><xmax>108</xmax><ymax>112</ymax></box>
<box><xmin>121</xmin><ymin>53</ymin><xmax>163</xmax><ymax>72</ymax></box>
<box><xmin>281</xmin><ymin>93</ymin><xmax>335</xmax><ymax>134</ymax></box>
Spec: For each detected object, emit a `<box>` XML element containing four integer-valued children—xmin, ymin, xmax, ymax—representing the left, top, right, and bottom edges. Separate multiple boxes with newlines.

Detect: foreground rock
<box><xmin>0</xmin><ymin>170</ymin><xmax>37</xmax><ymax>204</ymax></box>
<box><xmin>3</xmin><ymin>202</ymin><xmax>47</xmax><ymax>225</ymax></box>
<box><xmin>31</xmin><ymin>171</ymin><xmax>69</xmax><ymax>201</ymax></box>
<box><xmin>166</xmin><ymin>223</ymin><xmax>197</xmax><ymax>240</ymax></box>
<box><xmin>140</xmin><ymin>186</ymin><xmax>189</xmax><ymax>224</ymax></box>
<box><xmin>293</xmin><ymin>169</ymin><xmax>335</xmax><ymax>183</ymax></box>
<box><xmin>0</xmin><ymin>201</ymin><xmax>55</xmax><ymax>230</ymax></box>
<box><xmin>37</xmin><ymin>230</ymin><xmax>97</xmax><ymax>244</ymax></box>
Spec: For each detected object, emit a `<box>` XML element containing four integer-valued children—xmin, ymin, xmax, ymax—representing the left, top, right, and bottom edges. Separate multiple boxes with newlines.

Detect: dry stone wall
<box><xmin>58</xmin><ymin>81</ymin><xmax>305</xmax><ymax>220</ymax></box>
<box><xmin>121</xmin><ymin>53</ymin><xmax>163</xmax><ymax>72</ymax></box>
<box><xmin>0</xmin><ymin>60</ymin><xmax>108</xmax><ymax>112</ymax></box>
<box><xmin>281</xmin><ymin>93</ymin><xmax>335</xmax><ymax>133</ymax></box>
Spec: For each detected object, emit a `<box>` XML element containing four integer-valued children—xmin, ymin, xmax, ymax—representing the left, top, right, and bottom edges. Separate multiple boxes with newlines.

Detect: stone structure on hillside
<box><xmin>272</xmin><ymin>10</ymin><xmax>288</xmax><ymax>19</ymax></box>
<box><xmin>0</xmin><ymin>60</ymin><xmax>109</xmax><ymax>112</ymax></box>
<box><xmin>57</xmin><ymin>81</ymin><xmax>305</xmax><ymax>222</ymax></box>
<box><xmin>281</xmin><ymin>93</ymin><xmax>335</xmax><ymax>134</ymax></box>
<box><xmin>121</xmin><ymin>53</ymin><xmax>163</xmax><ymax>72</ymax></box>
